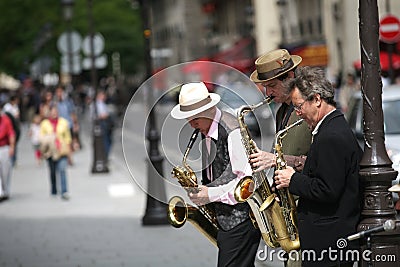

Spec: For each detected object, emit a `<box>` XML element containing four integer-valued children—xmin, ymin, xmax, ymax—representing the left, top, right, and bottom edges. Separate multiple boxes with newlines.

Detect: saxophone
<box><xmin>167</xmin><ymin>129</ymin><xmax>219</xmax><ymax>246</ymax></box>
<box><xmin>259</xmin><ymin>119</ymin><xmax>303</xmax><ymax>250</ymax></box>
<box><xmin>233</xmin><ymin>96</ymin><xmax>302</xmax><ymax>252</ymax></box>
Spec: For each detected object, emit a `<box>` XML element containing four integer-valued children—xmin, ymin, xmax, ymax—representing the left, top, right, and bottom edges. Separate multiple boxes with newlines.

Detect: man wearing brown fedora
<box><xmin>249</xmin><ymin>49</ymin><xmax>311</xmax><ymax>177</ymax></box>
<box><xmin>171</xmin><ymin>82</ymin><xmax>261</xmax><ymax>267</ymax></box>
<box><xmin>249</xmin><ymin>49</ymin><xmax>312</xmax><ymax>267</ymax></box>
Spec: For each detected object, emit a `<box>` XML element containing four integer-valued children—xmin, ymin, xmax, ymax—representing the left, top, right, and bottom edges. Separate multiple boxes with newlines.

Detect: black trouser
<box><xmin>217</xmin><ymin>219</ymin><xmax>261</xmax><ymax>267</ymax></box>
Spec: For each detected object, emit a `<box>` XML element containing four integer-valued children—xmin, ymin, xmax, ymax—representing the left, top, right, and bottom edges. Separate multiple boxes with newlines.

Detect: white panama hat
<box><xmin>171</xmin><ymin>82</ymin><xmax>220</xmax><ymax>119</ymax></box>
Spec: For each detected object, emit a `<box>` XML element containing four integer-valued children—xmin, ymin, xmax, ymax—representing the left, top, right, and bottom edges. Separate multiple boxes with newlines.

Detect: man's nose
<box><xmin>264</xmin><ymin>86</ymin><xmax>273</xmax><ymax>96</ymax></box>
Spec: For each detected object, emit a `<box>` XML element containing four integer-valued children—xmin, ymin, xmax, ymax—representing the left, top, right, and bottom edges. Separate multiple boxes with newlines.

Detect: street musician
<box><xmin>170</xmin><ymin>82</ymin><xmax>261</xmax><ymax>267</ymax></box>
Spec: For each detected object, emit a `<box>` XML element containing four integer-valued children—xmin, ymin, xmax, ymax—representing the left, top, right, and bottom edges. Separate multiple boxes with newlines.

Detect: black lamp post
<box><xmin>358</xmin><ymin>1</ymin><xmax>400</xmax><ymax>265</ymax></box>
<box><xmin>87</xmin><ymin>0</ymin><xmax>97</xmax><ymax>93</ymax></box>
<box><xmin>138</xmin><ymin>0</ymin><xmax>168</xmax><ymax>225</ymax></box>
<box><xmin>61</xmin><ymin>0</ymin><xmax>74</xmax><ymax>83</ymax></box>
<box><xmin>87</xmin><ymin>0</ymin><xmax>109</xmax><ymax>174</ymax></box>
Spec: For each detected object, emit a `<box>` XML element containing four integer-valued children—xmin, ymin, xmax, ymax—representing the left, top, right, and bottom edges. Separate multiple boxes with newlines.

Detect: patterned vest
<box><xmin>201</xmin><ymin>111</ymin><xmax>250</xmax><ymax>231</ymax></box>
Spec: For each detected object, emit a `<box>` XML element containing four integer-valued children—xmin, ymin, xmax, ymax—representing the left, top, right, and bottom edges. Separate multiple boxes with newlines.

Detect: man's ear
<box><xmin>314</xmin><ymin>94</ymin><xmax>322</xmax><ymax>107</ymax></box>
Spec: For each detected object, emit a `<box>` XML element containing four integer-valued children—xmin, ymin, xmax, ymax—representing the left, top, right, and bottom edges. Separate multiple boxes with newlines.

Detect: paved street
<box><xmin>0</xmin><ymin>108</ymin><xmax>282</xmax><ymax>267</ymax></box>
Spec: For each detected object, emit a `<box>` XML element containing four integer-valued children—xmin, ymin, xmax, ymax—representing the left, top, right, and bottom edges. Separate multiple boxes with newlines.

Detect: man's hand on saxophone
<box><xmin>274</xmin><ymin>167</ymin><xmax>295</xmax><ymax>189</ymax></box>
<box><xmin>188</xmin><ymin>185</ymin><xmax>210</xmax><ymax>206</ymax></box>
<box><xmin>249</xmin><ymin>145</ymin><xmax>276</xmax><ymax>172</ymax></box>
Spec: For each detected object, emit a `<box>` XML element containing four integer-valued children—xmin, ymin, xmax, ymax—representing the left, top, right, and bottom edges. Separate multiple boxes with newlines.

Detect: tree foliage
<box><xmin>0</xmin><ymin>0</ymin><xmax>144</xmax><ymax>79</ymax></box>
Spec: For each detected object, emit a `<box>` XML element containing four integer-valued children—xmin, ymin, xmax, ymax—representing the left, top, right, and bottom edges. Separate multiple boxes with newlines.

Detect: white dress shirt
<box><xmin>206</xmin><ymin>108</ymin><xmax>252</xmax><ymax>205</ymax></box>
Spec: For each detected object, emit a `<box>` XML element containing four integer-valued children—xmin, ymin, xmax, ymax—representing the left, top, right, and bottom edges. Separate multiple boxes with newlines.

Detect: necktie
<box><xmin>206</xmin><ymin>136</ymin><xmax>213</xmax><ymax>181</ymax></box>
<box><xmin>206</xmin><ymin>136</ymin><xmax>211</xmax><ymax>154</ymax></box>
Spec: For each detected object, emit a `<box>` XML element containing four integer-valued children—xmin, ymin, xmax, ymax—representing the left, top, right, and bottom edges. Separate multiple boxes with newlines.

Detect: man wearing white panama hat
<box><xmin>171</xmin><ymin>82</ymin><xmax>261</xmax><ymax>267</ymax></box>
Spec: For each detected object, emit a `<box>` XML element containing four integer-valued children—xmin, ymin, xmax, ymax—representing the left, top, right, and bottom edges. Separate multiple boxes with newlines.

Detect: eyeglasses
<box><xmin>293</xmin><ymin>100</ymin><xmax>306</xmax><ymax>112</ymax></box>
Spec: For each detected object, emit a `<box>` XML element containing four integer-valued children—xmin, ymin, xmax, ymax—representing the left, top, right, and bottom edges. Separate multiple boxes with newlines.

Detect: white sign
<box><xmin>82</xmin><ymin>33</ymin><xmax>105</xmax><ymax>57</ymax></box>
<box><xmin>151</xmin><ymin>48</ymin><xmax>173</xmax><ymax>58</ymax></box>
<box><xmin>43</xmin><ymin>73</ymin><xmax>59</xmax><ymax>86</ymax></box>
<box><xmin>380</xmin><ymin>15</ymin><xmax>400</xmax><ymax>43</ymax></box>
<box><xmin>57</xmin><ymin>31</ymin><xmax>82</xmax><ymax>54</ymax></box>
<box><xmin>82</xmin><ymin>54</ymin><xmax>108</xmax><ymax>69</ymax></box>
<box><xmin>61</xmin><ymin>54</ymin><xmax>81</xmax><ymax>74</ymax></box>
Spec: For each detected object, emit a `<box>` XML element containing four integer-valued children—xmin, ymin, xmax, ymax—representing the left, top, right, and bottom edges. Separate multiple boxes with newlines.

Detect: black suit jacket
<box><xmin>289</xmin><ymin>109</ymin><xmax>363</xmax><ymax>266</ymax></box>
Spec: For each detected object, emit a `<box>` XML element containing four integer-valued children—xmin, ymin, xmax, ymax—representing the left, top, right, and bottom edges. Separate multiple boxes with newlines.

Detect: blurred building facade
<box><xmin>150</xmin><ymin>0</ymin><xmax>255</xmax><ymax>74</ymax></box>
<box><xmin>149</xmin><ymin>0</ymin><xmax>400</xmax><ymax>81</ymax></box>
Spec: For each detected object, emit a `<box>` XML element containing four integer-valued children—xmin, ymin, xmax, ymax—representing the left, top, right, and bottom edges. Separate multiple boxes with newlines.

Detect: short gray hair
<box><xmin>288</xmin><ymin>66</ymin><xmax>336</xmax><ymax>106</ymax></box>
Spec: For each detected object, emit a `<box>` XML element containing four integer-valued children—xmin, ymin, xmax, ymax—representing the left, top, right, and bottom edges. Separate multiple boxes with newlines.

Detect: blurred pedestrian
<box><xmin>3</xmin><ymin>95</ymin><xmax>21</xmax><ymax>167</ymax></box>
<box><xmin>39</xmin><ymin>105</ymin><xmax>71</xmax><ymax>200</ymax></box>
<box><xmin>39</xmin><ymin>90</ymin><xmax>54</xmax><ymax>120</ymax></box>
<box><xmin>3</xmin><ymin>95</ymin><xmax>20</xmax><ymax>120</ymax></box>
<box><xmin>92</xmin><ymin>90</ymin><xmax>114</xmax><ymax>162</ymax></box>
<box><xmin>339</xmin><ymin>72</ymin><xmax>359</xmax><ymax>113</ymax></box>
<box><xmin>55</xmin><ymin>86</ymin><xmax>75</xmax><ymax>128</ymax></box>
<box><xmin>0</xmin><ymin>110</ymin><xmax>15</xmax><ymax>202</ymax></box>
<box><xmin>54</xmin><ymin>86</ymin><xmax>76</xmax><ymax>165</ymax></box>
<box><xmin>71</xmin><ymin>112</ymin><xmax>81</xmax><ymax>151</ymax></box>
<box><xmin>29</xmin><ymin>114</ymin><xmax>42</xmax><ymax>165</ymax></box>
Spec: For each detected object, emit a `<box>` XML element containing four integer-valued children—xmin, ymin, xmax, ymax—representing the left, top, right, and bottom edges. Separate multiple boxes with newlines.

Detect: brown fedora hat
<box><xmin>250</xmin><ymin>49</ymin><xmax>302</xmax><ymax>83</ymax></box>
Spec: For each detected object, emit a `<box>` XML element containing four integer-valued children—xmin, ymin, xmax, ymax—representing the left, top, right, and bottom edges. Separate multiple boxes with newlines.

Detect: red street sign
<box><xmin>380</xmin><ymin>15</ymin><xmax>400</xmax><ymax>43</ymax></box>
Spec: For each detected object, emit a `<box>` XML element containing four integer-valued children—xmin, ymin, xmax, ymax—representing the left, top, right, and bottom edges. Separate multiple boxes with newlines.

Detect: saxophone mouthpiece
<box><xmin>265</xmin><ymin>95</ymin><xmax>275</xmax><ymax>103</ymax></box>
<box><xmin>187</xmin><ymin>129</ymin><xmax>200</xmax><ymax>150</ymax></box>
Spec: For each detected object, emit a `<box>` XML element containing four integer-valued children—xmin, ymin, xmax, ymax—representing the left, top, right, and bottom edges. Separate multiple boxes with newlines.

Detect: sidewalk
<box><xmin>0</xmin><ymin>117</ymin><xmax>281</xmax><ymax>267</ymax></box>
<box><xmin>0</xmin><ymin>120</ymin><xmax>211</xmax><ymax>267</ymax></box>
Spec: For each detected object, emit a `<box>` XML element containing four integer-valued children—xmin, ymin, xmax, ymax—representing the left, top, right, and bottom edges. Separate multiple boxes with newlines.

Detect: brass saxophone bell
<box><xmin>168</xmin><ymin>129</ymin><xmax>219</xmax><ymax>246</ymax></box>
<box><xmin>234</xmin><ymin>176</ymin><xmax>254</xmax><ymax>202</ymax></box>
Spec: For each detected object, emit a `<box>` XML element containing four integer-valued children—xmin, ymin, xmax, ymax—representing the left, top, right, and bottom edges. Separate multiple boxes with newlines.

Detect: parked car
<box><xmin>214</xmin><ymin>82</ymin><xmax>274</xmax><ymax>137</ymax></box>
<box><xmin>346</xmin><ymin>84</ymin><xmax>400</xmax><ymax>202</ymax></box>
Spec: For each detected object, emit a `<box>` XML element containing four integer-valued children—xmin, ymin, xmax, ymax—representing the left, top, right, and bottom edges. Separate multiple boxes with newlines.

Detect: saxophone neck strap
<box><xmin>279</xmin><ymin>103</ymin><xmax>294</xmax><ymax>131</ymax></box>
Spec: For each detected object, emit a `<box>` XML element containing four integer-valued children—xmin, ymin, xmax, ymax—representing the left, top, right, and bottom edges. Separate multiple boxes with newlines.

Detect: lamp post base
<box><xmin>142</xmin><ymin>157</ymin><xmax>169</xmax><ymax>226</ymax></box>
<box><xmin>91</xmin><ymin>119</ymin><xmax>109</xmax><ymax>174</ymax></box>
<box><xmin>91</xmin><ymin>160</ymin><xmax>109</xmax><ymax>173</ymax></box>
<box><xmin>142</xmin><ymin>196</ymin><xmax>169</xmax><ymax>225</ymax></box>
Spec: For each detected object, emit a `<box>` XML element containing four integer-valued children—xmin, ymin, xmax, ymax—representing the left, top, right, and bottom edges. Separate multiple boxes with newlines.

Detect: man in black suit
<box><xmin>274</xmin><ymin>67</ymin><xmax>363</xmax><ymax>267</ymax></box>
